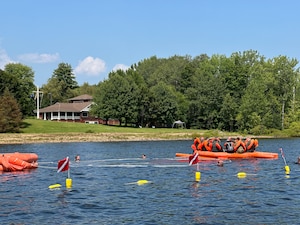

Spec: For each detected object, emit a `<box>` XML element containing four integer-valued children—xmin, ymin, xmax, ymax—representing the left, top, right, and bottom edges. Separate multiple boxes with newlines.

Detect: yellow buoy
<box><xmin>137</xmin><ymin>180</ymin><xmax>148</xmax><ymax>185</ymax></box>
<box><xmin>237</xmin><ymin>172</ymin><xmax>247</xmax><ymax>179</ymax></box>
<box><xmin>48</xmin><ymin>184</ymin><xmax>62</xmax><ymax>189</ymax></box>
<box><xmin>285</xmin><ymin>165</ymin><xmax>290</xmax><ymax>175</ymax></box>
<box><xmin>137</xmin><ymin>180</ymin><xmax>149</xmax><ymax>185</ymax></box>
<box><xmin>195</xmin><ymin>171</ymin><xmax>201</xmax><ymax>182</ymax></box>
<box><xmin>66</xmin><ymin>178</ymin><xmax>72</xmax><ymax>188</ymax></box>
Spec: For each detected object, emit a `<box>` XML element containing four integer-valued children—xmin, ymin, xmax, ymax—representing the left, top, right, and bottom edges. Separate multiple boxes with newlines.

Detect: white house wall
<box><xmin>42</xmin><ymin>112</ymin><xmax>80</xmax><ymax>121</ymax></box>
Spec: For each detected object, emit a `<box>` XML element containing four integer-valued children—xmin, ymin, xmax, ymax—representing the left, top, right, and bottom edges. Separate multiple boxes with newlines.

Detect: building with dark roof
<box><xmin>37</xmin><ymin>94</ymin><xmax>97</xmax><ymax>123</ymax></box>
<box><xmin>37</xmin><ymin>94</ymin><xmax>119</xmax><ymax>125</ymax></box>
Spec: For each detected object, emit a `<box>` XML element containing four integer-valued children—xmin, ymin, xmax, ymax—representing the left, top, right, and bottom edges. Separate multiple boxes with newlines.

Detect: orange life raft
<box><xmin>0</xmin><ymin>152</ymin><xmax>38</xmax><ymax>172</ymax></box>
<box><xmin>176</xmin><ymin>151</ymin><xmax>278</xmax><ymax>160</ymax></box>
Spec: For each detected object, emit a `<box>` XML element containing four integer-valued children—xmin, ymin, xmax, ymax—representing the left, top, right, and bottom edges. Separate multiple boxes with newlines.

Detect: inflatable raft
<box><xmin>0</xmin><ymin>152</ymin><xmax>38</xmax><ymax>172</ymax></box>
<box><xmin>176</xmin><ymin>151</ymin><xmax>278</xmax><ymax>160</ymax></box>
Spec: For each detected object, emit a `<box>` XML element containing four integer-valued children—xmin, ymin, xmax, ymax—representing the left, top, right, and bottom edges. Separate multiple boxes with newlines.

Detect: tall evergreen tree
<box><xmin>0</xmin><ymin>88</ymin><xmax>22</xmax><ymax>133</ymax></box>
<box><xmin>41</xmin><ymin>62</ymin><xmax>79</xmax><ymax>104</ymax></box>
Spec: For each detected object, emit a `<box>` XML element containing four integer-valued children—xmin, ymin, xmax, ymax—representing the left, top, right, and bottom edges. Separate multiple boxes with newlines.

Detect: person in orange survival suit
<box><xmin>191</xmin><ymin>137</ymin><xmax>206</xmax><ymax>152</ymax></box>
<box><xmin>234</xmin><ymin>137</ymin><xmax>246</xmax><ymax>153</ymax></box>
<box><xmin>191</xmin><ymin>137</ymin><xmax>201</xmax><ymax>153</ymax></box>
<box><xmin>212</xmin><ymin>137</ymin><xmax>223</xmax><ymax>152</ymax></box>
<box><xmin>244</xmin><ymin>138</ymin><xmax>258</xmax><ymax>152</ymax></box>
<box><xmin>202</xmin><ymin>138</ymin><xmax>213</xmax><ymax>151</ymax></box>
<box><xmin>197</xmin><ymin>137</ymin><xmax>205</xmax><ymax>151</ymax></box>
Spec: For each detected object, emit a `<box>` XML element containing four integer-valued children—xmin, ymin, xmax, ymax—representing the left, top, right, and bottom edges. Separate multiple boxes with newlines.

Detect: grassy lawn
<box><xmin>0</xmin><ymin>118</ymin><xmax>269</xmax><ymax>144</ymax></box>
<box><xmin>21</xmin><ymin>118</ymin><xmax>198</xmax><ymax>134</ymax></box>
<box><xmin>20</xmin><ymin>118</ymin><xmax>240</xmax><ymax>138</ymax></box>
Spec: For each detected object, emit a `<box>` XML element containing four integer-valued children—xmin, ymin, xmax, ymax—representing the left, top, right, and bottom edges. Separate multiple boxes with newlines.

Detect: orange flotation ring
<box><xmin>0</xmin><ymin>152</ymin><xmax>38</xmax><ymax>172</ymax></box>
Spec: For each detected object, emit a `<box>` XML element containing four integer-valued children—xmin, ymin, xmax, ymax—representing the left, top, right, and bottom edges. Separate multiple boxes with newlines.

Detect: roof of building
<box><xmin>67</xmin><ymin>94</ymin><xmax>93</xmax><ymax>102</ymax></box>
<box><xmin>38</xmin><ymin>102</ymin><xmax>92</xmax><ymax>113</ymax></box>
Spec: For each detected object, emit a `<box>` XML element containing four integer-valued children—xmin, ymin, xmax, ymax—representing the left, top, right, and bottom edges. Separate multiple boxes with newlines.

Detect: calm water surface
<box><xmin>1</xmin><ymin>139</ymin><xmax>300</xmax><ymax>225</ymax></box>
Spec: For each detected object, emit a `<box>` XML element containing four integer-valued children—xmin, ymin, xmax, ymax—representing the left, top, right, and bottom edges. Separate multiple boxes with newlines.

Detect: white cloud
<box><xmin>74</xmin><ymin>56</ymin><xmax>106</xmax><ymax>76</ymax></box>
<box><xmin>0</xmin><ymin>48</ymin><xmax>14</xmax><ymax>69</ymax></box>
<box><xmin>18</xmin><ymin>53</ymin><xmax>59</xmax><ymax>63</ymax></box>
<box><xmin>112</xmin><ymin>64</ymin><xmax>130</xmax><ymax>72</ymax></box>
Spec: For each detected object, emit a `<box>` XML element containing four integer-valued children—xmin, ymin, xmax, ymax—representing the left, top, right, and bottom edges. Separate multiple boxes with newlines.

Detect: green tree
<box><xmin>148</xmin><ymin>82</ymin><xmax>178</xmax><ymax>127</ymax></box>
<box><xmin>75</xmin><ymin>82</ymin><xmax>98</xmax><ymax>96</ymax></box>
<box><xmin>286</xmin><ymin>70</ymin><xmax>300</xmax><ymax>125</ymax></box>
<box><xmin>219</xmin><ymin>93</ymin><xmax>238</xmax><ymax>132</ymax></box>
<box><xmin>90</xmin><ymin>81</ymin><xmax>113</xmax><ymax>123</ymax></box>
<box><xmin>134</xmin><ymin>56</ymin><xmax>162</xmax><ymax>87</ymax></box>
<box><xmin>53</xmin><ymin>62</ymin><xmax>78</xmax><ymax>90</ymax></box>
<box><xmin>41</xmin><ymin>62</ymin><xmax>79</xmax><ymax>106</ymax></box>
<box><xmin>1</xmin><ymin>63</ymin><xmax>36</xmax><ymax>117</ymax></box>
<box><xmin>0</xmin><ymin>88</ymin><xmax>22</xmax><ymax>132</ymax></box>
<box><xmin>91</xmin><ymin>70</ymin><xmax>139</xmax><ymax>126</ymax></box>
<box><xmin>185</xmin><ymin>55</ymin><xmax>225</xmax><ymax>129</ymax></box>
<box><xmin>126</xmin><ymin>68</ymin><xmax>150</xmax><ymax>127</ymax></box>
<box><xmin>267</xmin><ymin>56</ymin><xmax>298</xmax><ymax>129</ymax></box>
<box><xmin>40</xmin><ymin>78</ymin><xmax>63</xmax><ymax>107</ymax></box>
<box><xmin>92</xmin><ymin>51</ymin><xmax>300</xmax><ymax>133</ymax></box>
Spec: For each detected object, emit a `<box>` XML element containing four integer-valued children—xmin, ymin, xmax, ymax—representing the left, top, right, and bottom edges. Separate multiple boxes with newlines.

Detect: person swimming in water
<box><xmin>217</xmin><ymin>160</ymin><xmax>224</xmax><ymax>167</ymax></box>
<box><xmin>75</xmin><ymin>155</ymin><xmax>80</xmax><ymax>162</ymax></box>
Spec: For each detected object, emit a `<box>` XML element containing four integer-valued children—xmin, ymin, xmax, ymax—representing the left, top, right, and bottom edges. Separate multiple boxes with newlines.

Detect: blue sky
<box><xmin>0</xmin><ymin>0</ymin><xmax>299</xmax><ymax>86</ymax></box>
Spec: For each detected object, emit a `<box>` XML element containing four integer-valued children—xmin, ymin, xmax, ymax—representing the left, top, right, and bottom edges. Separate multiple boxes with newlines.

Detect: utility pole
<box><xmin>37</xmin><ymin>86</ymin><xmax>39</xmax><ymax>119</ymax></box>
<box><xmin>33</xmin><ymin>86</ymin><xmax>43</xmax><ymax>119</ymax></box>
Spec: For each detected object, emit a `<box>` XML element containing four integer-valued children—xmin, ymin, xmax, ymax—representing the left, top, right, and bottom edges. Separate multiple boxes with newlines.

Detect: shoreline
<box><xmin>0</xmin><ymin>132</ymin><xmax>278</xmax><ymax>145</ymax></box>
<box><xmin>0</xmin><ymin>132</ymin><xmax>193</xmax><ymax>145</ymax></box>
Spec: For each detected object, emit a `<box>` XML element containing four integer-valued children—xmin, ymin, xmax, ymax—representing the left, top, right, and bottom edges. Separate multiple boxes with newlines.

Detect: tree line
<box><xmin>0</xmin><ymin>50</ymin><xmax>299</xmax><ymax>135</ymax></box>
<box><xmin>91</xmin><ymin>50</ymin><xmax>300</xmax><ymax>135</ymax></box>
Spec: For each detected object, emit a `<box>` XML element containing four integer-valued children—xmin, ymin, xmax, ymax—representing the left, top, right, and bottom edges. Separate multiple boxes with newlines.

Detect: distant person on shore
<box><xmin>75</xmin><ymin>155</ymin><xmax>80</xmax><ymax>162</ymax></box>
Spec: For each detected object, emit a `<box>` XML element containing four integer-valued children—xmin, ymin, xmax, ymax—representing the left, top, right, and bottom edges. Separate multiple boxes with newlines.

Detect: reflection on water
<box><xmin>1</xmin><ymin>139</ymin><xmax>300</xmax><ymax>224</ymax></box>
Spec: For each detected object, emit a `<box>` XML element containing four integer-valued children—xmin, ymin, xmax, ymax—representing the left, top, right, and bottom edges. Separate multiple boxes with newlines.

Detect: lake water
<box><xmin>1</xmin><ymin>138</ymin><xmax>300</xmax><ymax>225</ymax></box>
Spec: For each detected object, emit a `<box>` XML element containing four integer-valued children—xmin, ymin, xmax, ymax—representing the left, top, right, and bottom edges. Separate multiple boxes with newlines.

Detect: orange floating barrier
<box><xmin>176</xmin><ymin>151</ymin><xmax>278</xmax><ymax>160</ymax></box>
<box><xmin>0</xmin><ymin>152</ymin><xmax>38</xmax><ymax>172</ymax></box>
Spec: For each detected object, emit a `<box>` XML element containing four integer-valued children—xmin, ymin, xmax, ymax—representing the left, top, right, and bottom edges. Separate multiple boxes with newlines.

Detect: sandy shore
<box><xmin>0</xmin><ymin>132</ymin><xmax>275</xmax><ymax>145</ymax></box>
<box><xmin>0</xmin><ymin>132</ymin><xmax>193</xmax><ymax>144</ymax></box>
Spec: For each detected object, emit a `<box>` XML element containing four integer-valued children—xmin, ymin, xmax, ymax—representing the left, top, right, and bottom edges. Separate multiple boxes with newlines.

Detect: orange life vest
<box><xmin>202</xmin><ymin>139</ymin><xmax>212</xmax><ymax>151</ymax></box>
<box><xmin>191</xmin><ymin>144</ymin><xmax>197</xmax><ymax>153</ymax></box>
<box><xmin>245</xmin><ymin>139</ymin><xmax>258</xmax><ymax>152</ymax></box>
<box><xmin>234</xmin><ymin>140</ymin><xmax>246</xmax><ymax>152</ymax></box>
<box><xmin>194</xmin><ymin>138</ymin><xmax>201</xmax><ymax>147</ymax></box>
<box><xmin>212</xmin><ymin>140</ymin><xmax>223</xmax><ymax>152</ymax></box>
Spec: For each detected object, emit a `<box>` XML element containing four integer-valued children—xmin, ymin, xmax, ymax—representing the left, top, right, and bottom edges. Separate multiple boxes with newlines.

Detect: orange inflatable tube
<box><xmin>176</xmin><ymin>151</ymin><xmax>278</xmax><ymax>160</ymax></box>
<box><xmin>0</xmin><ymin>152</ymin><xmax>38</xmax><ymax>172</ymax></box>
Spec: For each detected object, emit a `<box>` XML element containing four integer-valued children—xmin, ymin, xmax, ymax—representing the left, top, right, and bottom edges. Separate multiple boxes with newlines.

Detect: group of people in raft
<box><xmin>191</xmin><ymin>136</ymin><xmax>259</xmax><ymax>154</ymax></box>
